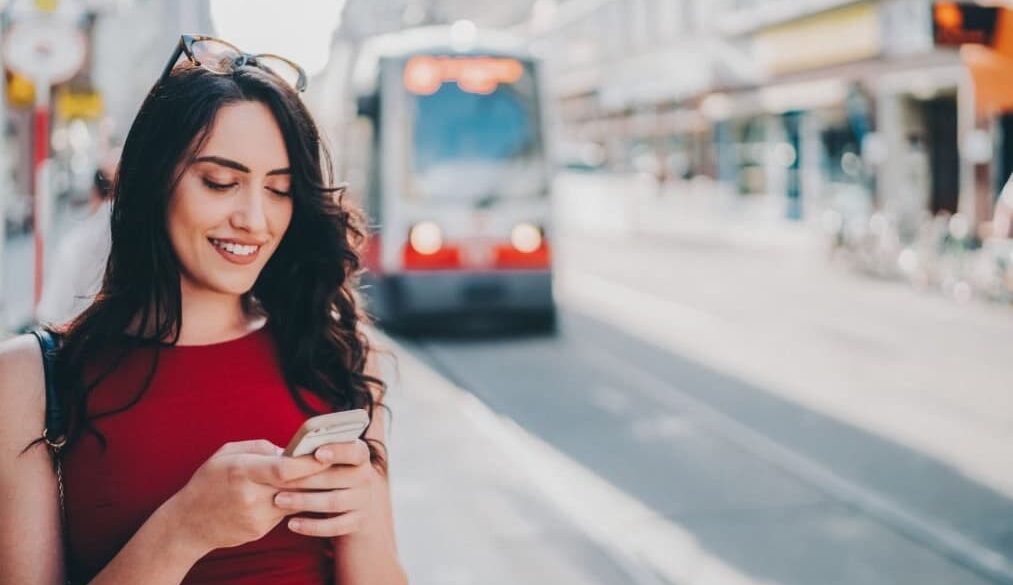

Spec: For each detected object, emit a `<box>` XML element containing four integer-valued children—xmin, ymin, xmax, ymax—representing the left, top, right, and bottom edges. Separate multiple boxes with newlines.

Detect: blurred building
<box><xmin>531</xmin><ymin>0</ymin><xmax>1011</xmax><ymax>238</ymax></box>
<box><xmin>1</xmin><ymin>0</ymin><xmax>211</xmax><ymax>234</ymax></box>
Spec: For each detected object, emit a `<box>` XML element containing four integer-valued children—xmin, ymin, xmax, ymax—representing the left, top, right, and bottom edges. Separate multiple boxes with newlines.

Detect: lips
<box><xmin>209</xmin><ymin>237</ymin><xmax>263</xmax><ymax>265</ymax></box>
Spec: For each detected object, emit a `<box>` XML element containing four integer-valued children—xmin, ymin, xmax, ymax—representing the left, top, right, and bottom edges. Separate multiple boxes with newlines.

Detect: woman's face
<box><xmin>168</xmin><ymin>101</ymin><xmax>294</xmax><ymax>298</ymax></box>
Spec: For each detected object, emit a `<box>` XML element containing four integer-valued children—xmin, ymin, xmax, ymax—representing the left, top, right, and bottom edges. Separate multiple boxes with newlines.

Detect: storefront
<box><xmin>712</xmin><ymin>0</ymin><xmax>967</xmax><ymax>231</ymax></box>
<box><xmin>740</xmin><ymin>1</ymin><xmax>883</xmax><ymax>221</ymax></box>
<box><xmin>958</xmin><ymin>5</ymin><xmax>1013</xmax><ymax>230</ymax></box>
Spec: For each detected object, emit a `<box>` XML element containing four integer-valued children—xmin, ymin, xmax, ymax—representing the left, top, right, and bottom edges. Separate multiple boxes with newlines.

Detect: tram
<box><xmin>347</xmin><ymin>26</ymin><xmax>556</xmax><ymax>331</ymax></box>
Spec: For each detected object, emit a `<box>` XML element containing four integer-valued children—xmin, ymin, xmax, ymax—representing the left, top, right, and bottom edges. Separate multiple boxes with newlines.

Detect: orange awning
<box><xmin>962</xmin><ymin>43</ymin><xmax>1013</xmax><ymax>115</ymax></box>
<box><xmin>962</xmin><ymin>7</ymin><xmax>1013</xmax><ymax>115</ymax></box>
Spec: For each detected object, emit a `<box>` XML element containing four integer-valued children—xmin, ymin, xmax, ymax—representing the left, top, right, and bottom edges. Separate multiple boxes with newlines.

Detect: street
<box><xmin>388</xmin><ymin>210</ymin><xmax>1013</xmax><ymax>584</ymax></box>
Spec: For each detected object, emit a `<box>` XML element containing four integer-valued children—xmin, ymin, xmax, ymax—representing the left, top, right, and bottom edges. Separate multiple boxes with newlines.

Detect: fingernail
<box><xmin>275</xmin><ymin>493</ymin><xmax>292</xmax><ymax>507</ymax></box>
<box><xmin>288</xmin><ymin>518</ymin><xmax>302</xmax><ymax>531</ymax></box>
<box><xmin>316</xmin><ymin>448</ymin><xmax>333</xmax><ymax>461</ymax></box>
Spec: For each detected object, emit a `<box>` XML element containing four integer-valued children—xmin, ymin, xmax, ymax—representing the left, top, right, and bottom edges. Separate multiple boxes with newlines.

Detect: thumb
<box><xmin>216</xmin><ymin>439</ymin><xmax>284</xmax><ymax>457</ymax></box>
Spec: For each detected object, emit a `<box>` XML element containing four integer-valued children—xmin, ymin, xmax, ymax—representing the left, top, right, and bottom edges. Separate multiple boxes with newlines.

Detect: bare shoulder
<box><xmin>0</xmin><ymin>332</ymin><xmax>44</xmax><ymax>366</ymax></box>
<box><xmin>0</xmin><ymin>333</ymin><xmax>45</xmax><ymax>395</ymax></box>
<box><xmin>0</xmin><ymin>334</ymin><xmax>46</xmax><ymax>450</ymax></box>
<box><xmin>0</xmin><ymin>334</ymin><xmax>64</xmax><ymax>584</ymax></box>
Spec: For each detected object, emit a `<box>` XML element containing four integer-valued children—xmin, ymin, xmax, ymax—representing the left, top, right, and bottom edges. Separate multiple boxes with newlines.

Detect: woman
<box><xmin>0</xmin><ymin>36</ymin><xmax>407</xmax><ymax>584</ymax></box>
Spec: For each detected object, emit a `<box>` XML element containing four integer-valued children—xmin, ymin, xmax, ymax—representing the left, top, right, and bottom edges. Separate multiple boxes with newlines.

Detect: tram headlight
<box><xmin>510</xmin><ymin>223</ymin><xmax>543</xmax><ymax>253</ymax></box>
<box><xmin>409</xmin><ymin>221</ymin><xmax>443</xmax><ymax>255</ymax></box>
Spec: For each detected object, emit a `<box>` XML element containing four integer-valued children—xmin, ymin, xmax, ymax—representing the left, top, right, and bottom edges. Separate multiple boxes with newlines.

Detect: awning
<box><xmin>961</xmin><ymin>7</ymin><xmax>1013</xmax><ymax>115</ymax></box>
<box><xmin>961</xmin><ymin>44</ymin><xmax>1013</xmax><ymax>114</ymax></box>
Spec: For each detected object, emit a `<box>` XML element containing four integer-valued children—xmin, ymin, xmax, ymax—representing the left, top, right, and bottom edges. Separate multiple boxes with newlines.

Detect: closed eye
<box><xmin>267</xmin><ymin>187</ymin><xmax>291</xmax><ymax>197</ymax></box>
<box><xmin>202</xmin><ymin>178</ymin><xmax>237</xmax><ymax>191</ymax></box>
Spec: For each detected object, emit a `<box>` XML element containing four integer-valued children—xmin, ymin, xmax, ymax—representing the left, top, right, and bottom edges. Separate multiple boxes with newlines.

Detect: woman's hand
<box><xmin>164</xmin><ymin>439</ymin><xmax>331</xmax><ymax>554</ymax></box>
<box><xmin>272</xmin><ymin>439</ymin><xmax>378</xmax><ymax>537</ymax></box>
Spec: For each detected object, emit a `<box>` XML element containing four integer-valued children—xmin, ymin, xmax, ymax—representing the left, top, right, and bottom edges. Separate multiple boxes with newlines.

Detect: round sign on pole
<box><xmin>2</xmin><ymin>14</ymin><xmax>86</xmax><ymax>317</ymax></box>
<box><xmin>2</xmin><ymin>16</ymin><xmax>87</xmax><ymax>85</ymax></box>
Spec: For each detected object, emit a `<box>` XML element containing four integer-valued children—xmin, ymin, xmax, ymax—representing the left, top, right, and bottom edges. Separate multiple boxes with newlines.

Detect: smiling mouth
<box><xmin>209</xmin><ymin>238</ymin><xmax>262</xmax><ymax>257</ymax></box>
<box><xmin>208</xmin><ymin>238</ymin><xmax>263</xmax><ymax>266</ymax></box>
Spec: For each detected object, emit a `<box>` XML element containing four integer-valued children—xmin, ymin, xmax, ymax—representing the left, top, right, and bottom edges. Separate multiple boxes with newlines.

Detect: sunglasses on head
<box><xmin>160</xmin><ymin>34</ymin><xmax>308</xmax><ymax>93</ymax></box>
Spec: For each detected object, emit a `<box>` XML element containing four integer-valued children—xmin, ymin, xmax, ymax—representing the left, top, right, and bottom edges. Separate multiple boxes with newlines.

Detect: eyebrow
<box><xmin>194</xmin><ymin>155</ymin><xmax>290</xmax><ymax>176</ymax></box>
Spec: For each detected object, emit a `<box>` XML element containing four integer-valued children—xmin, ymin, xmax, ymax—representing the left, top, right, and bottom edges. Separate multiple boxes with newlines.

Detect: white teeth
<box><xmin>211</xmin><ymin>239</ymin><xmax>259</xmax><ymax>257</ymax></box>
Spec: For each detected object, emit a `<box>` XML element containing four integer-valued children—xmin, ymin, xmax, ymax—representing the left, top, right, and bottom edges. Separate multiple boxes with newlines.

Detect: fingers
<box><xmin>216</xmin><ymin>439</ymin><xmax>284</xmax><ymax>457</ymax></box>
<box><xmin>288</xmin><ymin>512</ymin><xmax>363</xmax><ymax>537</ymax></box>
<box><xmin>240</xmin><ymin>453</ymin><xmax>330</xmax><ymax>485</ymax></box>
<box><xmin>279</xmin><ymin>463</ymin><xmax>366</xmax><ymax>490</ymax></box>
<box><xmin>274</xmin><ymin>488</ymin><xmax>367</xmax><ymax>514</ymax></box>
<box><xmin>313</xmin><ymin>440</ymin><xmax>370</xmax><ymax>466</ymax></box>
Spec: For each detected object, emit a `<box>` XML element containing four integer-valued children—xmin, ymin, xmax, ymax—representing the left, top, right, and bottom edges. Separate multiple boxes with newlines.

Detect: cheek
<box><xmin>167</xmin><ymin>183</ymin><xmax>215</xmax><ymax>250</ymax></box>
<box><xmin>165</xmin><ymin>194</ymin><xmax>192</xmax><ymax>253</ymax></box>
<box><xmin>270</xmin><ymin>199</ymin><xmax>295</xmax><ymax>234</ymax></box>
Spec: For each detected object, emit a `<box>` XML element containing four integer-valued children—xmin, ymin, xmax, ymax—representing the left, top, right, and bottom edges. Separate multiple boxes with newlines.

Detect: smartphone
<box><xmin>283</xmin><ymin>409</ymin><xmax>370</xmax><ymax>457</ymax></box>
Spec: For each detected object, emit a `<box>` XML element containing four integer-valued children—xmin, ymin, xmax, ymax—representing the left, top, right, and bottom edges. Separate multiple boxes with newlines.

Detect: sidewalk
<box><xmin>377</xmin><ymin>331</ymin><xmax>649</xmax><ymax>585</ymax></box>
<box><xmin>378</xmin><ymin>330</ymin><xmax>763</xmax><ymax>585</ymax></box>
<box><xmin>553</xmin><ymin>172</ymin><xmax>818</xmax><ymax>256</ymax></box>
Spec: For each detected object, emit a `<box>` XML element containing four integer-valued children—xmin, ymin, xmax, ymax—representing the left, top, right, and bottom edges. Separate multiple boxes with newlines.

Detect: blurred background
<box><xmin>2</xmin><ymin>0</ymin><xmax>1013</xmax><ymax>584</ymax></box>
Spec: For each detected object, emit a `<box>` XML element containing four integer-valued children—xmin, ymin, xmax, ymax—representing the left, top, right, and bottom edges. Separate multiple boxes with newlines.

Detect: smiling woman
<box><xmin>169</xmin><ymin>104</ymin><xmax>294</xmax><ymax>293</ymax></box>
<box><xmin>0</xmin><ymin>36</ymin><xmax>407</xmax><ymax>585</ymax></box>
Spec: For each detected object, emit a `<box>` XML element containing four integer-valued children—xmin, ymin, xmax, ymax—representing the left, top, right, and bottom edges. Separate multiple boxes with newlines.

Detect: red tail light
<box><xmin>402</xmin><ymin>243</ymin><xmax>462</xmax><ymax>270</ymax></box>
<box><xmin>494</xmin><ymin>241</ymin><xmax>551</xmax><ymax>270</ymax></box>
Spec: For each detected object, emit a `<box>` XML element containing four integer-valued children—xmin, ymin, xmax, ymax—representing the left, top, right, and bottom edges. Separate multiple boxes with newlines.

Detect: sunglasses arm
<box><xmin>159</xmin><ymin>41</ymin><xmax>186</xmax><ymax>83</ymax></box>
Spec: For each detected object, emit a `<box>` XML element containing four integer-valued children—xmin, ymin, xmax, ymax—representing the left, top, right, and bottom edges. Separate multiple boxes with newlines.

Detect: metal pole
<box><xmin>31</xmin><ymin>77</ymin><xmax>50</xmax><ymax>319</ymax></box>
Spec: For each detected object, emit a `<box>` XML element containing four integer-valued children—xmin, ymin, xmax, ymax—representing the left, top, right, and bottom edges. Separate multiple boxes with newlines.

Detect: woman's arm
<box><xmin>332</xmin><ymin>355</ymin><xmax>408</xmax><ymax>585</ymax></box>
<box><xmin>87</xmin><ymin>438</ymin><xmax>336</xmax><ymax>585</ymax></box>
<box><xmin>0</xmin><ymin>336</ymin><xmax>336</xmax><ymax>585</ymax></box>
<box><xmin>82</xmin><ymin>501</ymin><xmax>208</xmax><ymax>584</ymax></box>
<box><xmin>0</xmin><ymin>335</ymin><xmax>66</xmax><ymax>585</ymax></box>
<box><xmin>330</xmin><ymin>407</ymin><xmax>407</xmax><ymax>584</ymax></box>
<box><xmin>0</xmin><ymin>335</ymin><xmax>208</xmax><ymax>585</ymax></box>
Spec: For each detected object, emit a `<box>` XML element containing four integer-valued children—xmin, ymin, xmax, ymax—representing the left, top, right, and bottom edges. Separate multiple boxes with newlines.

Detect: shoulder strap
<box><xmin>31</xmin><ymin>329</ymin><xmax>67</xmax><ymax>444</ymax></box>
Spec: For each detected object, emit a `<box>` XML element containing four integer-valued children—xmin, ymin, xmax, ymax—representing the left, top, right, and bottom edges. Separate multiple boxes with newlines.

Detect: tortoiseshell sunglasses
<box><xmin>160</xmin><ymin>34</ymin><xmax>307</xmax><ymax>93</ymax></box>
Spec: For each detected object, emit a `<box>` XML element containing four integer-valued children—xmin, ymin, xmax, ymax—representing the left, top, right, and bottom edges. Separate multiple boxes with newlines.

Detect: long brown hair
<box><xmin>43</xmin><ymin>64</ymin><xmax>388</xmax><ymax>472</ymax></box>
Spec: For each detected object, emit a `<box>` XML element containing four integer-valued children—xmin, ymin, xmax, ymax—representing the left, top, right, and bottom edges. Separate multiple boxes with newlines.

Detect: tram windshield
<box><xmin>405</xmin><ymin>56</ymin><xmax>547</xmax><ymax>202</ymax></box>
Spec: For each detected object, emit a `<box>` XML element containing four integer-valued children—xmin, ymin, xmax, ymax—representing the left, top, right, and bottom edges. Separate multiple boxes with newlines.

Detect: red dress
<box><xmin>62</xmin><ymin>328</ymin><xmax>335</xmax><ymax>584</ymax></box>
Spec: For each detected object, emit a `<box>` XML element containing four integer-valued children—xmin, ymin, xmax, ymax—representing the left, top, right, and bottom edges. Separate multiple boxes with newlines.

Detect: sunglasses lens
<box><xmin>190</xmin><ymin>39</ymin><xmax>242</xmax><ymax>74</ymax></box>
<box><xmin>256</xmin><ymin>55</ymin><xmax>304</xmax><ymax>91</ymax></box>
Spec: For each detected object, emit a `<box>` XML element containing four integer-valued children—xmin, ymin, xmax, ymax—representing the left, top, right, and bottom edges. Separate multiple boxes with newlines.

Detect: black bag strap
<box><xmin>31</xmin><ymin>329</ymin><xmax>67</xmax><ymax>446</ymax></box>
<box><xmin>31</xmin><ymin>329</ymin><xmax>73</xmax><ymax>585</ymax></box>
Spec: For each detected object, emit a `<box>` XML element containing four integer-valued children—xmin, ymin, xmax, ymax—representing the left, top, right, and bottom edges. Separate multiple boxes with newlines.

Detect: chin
<box><xmin>206</xmin><ymin>274</ymin><xmax>260</xmax><ymax>297</ymax></box>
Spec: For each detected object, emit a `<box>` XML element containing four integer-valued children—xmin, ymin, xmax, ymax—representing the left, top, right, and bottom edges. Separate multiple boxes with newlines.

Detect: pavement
<box><xmin>378</xmin><ymin>328</ymin><xmax>686</xmax><ymax>585</ymax></box>
<box><xmin>552</xmin><ymin>172</ymin><xmax>817</xmax><ymax>254</ymax></box>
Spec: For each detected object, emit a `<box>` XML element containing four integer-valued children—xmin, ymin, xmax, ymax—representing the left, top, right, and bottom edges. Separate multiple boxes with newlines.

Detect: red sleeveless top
<box><xmin>62</xmin><ymin>328</ymin><xmax>336</xmax><ymax>584</ymax></box>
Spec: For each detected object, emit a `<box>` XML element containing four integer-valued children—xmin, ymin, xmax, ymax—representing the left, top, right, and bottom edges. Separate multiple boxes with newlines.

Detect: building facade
<box><xmin>532</xmin><ymin>0</ymin><xmax>1003</xmax><ymax>238</ymax></box>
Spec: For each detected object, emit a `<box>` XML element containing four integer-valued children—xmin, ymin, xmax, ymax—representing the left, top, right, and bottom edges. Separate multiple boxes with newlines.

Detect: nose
<box><xmin>230</xmin><ymin>184</ymin><xmax>269</xmax><ymax>235</ymax></box>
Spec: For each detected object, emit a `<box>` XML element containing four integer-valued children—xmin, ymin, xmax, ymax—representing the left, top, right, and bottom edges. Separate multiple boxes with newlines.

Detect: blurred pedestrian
<box><xmin>0</xmin><ymin>35</ymin><xmax>407</xmax><ymax>585</ymax></box>
<box><xmin>898</xmin><ymin>132</ymin><xmax>931</xmax><ymax>243</ymax></box>
<box><xmin>35</xmin><ymin>148</ymin><xmax>120</xmax><ymax>326</ymax></box>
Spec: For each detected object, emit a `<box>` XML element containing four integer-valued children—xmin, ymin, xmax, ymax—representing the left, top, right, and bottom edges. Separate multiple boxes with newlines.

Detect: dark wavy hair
<box><xmin>38</xmin><ymin>64</ymin><xmax>388</xmax><ymax>472</ymax></box>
